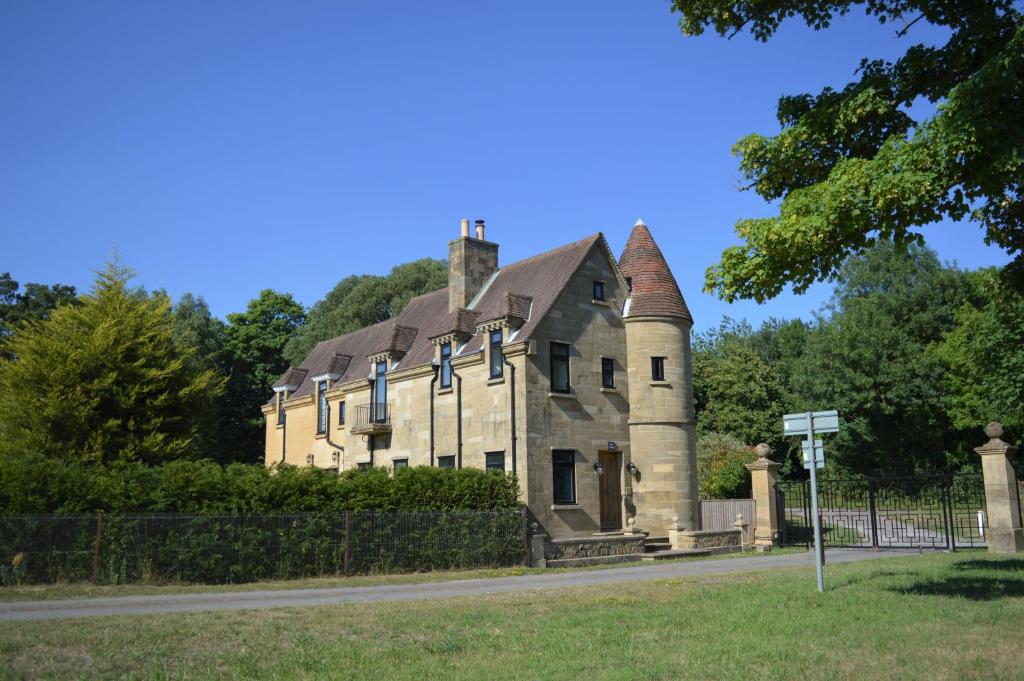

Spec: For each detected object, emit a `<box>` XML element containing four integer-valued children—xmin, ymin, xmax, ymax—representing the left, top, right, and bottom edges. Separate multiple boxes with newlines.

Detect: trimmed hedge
<box><xmin>0</xmin><ymin>455</ymin><xmax>521</xmax><ymax>514</ymax></box>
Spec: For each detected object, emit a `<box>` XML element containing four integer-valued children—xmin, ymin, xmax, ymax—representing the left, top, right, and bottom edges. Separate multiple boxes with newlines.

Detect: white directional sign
<box><xmin>783</xmin><ymin>410</ymin><xmax>839</xmax><ymax>436</ymax></box>
<box><xmin>802</xmin><ymin>439</ymin><xmax>825</xmax><ymax>469</ymax></box>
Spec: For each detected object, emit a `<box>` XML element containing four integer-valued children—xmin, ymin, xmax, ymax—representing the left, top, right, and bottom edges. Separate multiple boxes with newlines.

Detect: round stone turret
<box><xmin>620</xmin><ymin>220</ymin><xmax>699</xmax><ymax>536</ymax></box>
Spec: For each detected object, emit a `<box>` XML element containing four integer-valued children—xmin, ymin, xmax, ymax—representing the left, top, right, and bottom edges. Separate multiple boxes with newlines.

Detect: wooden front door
<box><xmin>598</xmin><ymin>450</ymin><xmax>622</xmax><ymax>531</ymax></box>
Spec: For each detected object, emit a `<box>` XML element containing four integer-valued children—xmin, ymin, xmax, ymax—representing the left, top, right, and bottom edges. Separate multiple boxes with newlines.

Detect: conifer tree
<box><xmin>0</xmin><ymin>262</ymin><xmax>224</xmax><ymax>465</ymax></box>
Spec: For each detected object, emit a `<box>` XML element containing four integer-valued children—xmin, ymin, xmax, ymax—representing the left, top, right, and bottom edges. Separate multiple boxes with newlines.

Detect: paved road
<box><xmin>0</xmin><ymin>549</ymin><xmax>911</xmax><ymax>622</ymax></box>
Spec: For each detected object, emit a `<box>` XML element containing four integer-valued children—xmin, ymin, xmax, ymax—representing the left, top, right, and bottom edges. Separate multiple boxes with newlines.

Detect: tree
<box><xmin>284</xmin><ymin>258</ymin><xmax>447</xmax><ymax>366</ymax></box>
<box><xmin>221</xmin><ymin>290</ymin><xmax>306</xmax><ymax>462</ymax></box>
<box><xmin>668</xmin><ymin>0</ymin><xmax>1024</xmax><ymax>301</ymax></box>
<box><xmin>0</xmin><ymin>273</ymin><xmax>78</xmax><ymax>351</ymax></box>
<box><xmin>697</xmin><ymin>432</ymin><xmax>757</xmax><ymax>499</ymax></box>
<box><xmin>0</xmin><ymin>263</ymin><xmax>224</xmax><ymax>465</ymax></box>
<box><xmin>693</xmin><ymin>318</ymin><xmax>789</xmax><ymax>450</ymax></box>
<box><xmin>788</xmin><ymin>241</ymin><xmax>975</xmax><ymax>475</ymax></box>
<box><xmin>934</xmin><ymin>269</ymin><xmax>1024</xmax><ymax>441</ymax></box>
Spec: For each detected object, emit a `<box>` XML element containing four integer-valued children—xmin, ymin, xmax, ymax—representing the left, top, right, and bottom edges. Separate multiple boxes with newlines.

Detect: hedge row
<box><xmin>0</xmin><ymin>455</ymin><xmax>521</xmax><ymax>514</ymax></box>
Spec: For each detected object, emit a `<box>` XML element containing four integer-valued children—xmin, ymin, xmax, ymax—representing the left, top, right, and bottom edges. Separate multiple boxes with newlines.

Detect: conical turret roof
<box><xmin>619</xmin><ymin>221</ymin><xmax>692</xmax><ymax>321</ymax></box>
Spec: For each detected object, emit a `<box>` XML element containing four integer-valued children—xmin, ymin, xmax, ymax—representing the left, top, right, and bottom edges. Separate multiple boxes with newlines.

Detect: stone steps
<box><xmin>639</xmin><ymin>548</ymin><xmax>714</xmax><ymax>561</ymax></box>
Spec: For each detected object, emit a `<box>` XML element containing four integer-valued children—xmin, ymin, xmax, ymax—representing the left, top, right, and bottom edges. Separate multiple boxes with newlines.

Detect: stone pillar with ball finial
<box><xmin>975</xmin><ymin>422</ymin><xmax>1024</xmax><ymax>554</ymax></box>
<box><xmin>745</xmin><ymin>443</ymin><xmax>783</xmax><ymax>551</ymax></box>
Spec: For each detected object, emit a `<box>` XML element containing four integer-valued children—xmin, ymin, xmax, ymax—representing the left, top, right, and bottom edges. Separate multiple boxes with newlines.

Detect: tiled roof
<box><xmin>326</xmin><ymin>354</ymin><xmax>352</xmax><ymax>376</ymax></box>
<box><xmin>619</xmin><ymin>222</ymin><xmax>692</xmax><ymax>322</ymax></box>
<box><xmin>275</xmin><ymin>233</ymin><xmax>606</xmax><ymax>402</ymax></box>
<box><xmin>272</xmin><ymin>367</ymin><xmax>308</xmax><ymax>391</ymax></box>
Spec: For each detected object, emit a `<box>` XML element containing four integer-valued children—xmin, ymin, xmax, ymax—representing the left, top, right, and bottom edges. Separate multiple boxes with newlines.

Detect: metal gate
<box><xmin>776</xmin><ymin>474</ymin><xmax>987</xmax><ymax>549</ymax></box>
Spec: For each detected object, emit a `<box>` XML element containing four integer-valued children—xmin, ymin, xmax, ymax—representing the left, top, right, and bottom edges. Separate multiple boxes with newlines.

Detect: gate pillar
<box><xmin>746</xmin><ymin>443</ymin><xmax>782</xmax><ymax>551</ymax></box>
<box><xmin>975</xmin><ymin>422</ymin><xmax>1024</xmax><ymax>554</ymax></box>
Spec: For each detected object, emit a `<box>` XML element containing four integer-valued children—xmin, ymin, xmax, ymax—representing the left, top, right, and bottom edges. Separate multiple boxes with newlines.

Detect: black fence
<box><xmin>776</xmin><ymin>474</ymin><xmax>987</xmax><ymax>550</ymax></box>
<box><xmin>0</xmin><ymin>509</ymin><xmax>527</xmax><ymax>586</ymax></box>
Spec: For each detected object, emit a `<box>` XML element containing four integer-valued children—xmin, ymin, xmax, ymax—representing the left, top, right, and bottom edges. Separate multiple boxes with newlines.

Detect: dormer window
<box><xmin>440</xmin><ymin>342</ymin><xmax>452</xmax><ymax>389</ymax></box>
<box><xmin>277</xmin><ymin>392</ymin><xmax>286</xmax><ymax>425</ymax></box>
<box><xmin>593</xmin><ymin>280</ymin><xmax>605</xmax><ymax>301</ymax></box>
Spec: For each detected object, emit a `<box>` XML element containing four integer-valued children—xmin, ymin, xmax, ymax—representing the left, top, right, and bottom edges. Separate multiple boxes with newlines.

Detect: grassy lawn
<box><xmin>0</xmin><ymin>548</ymin><xmax>808</xmax><ymax>602</ymax></box>
<box><xmin>2</xmin><ymin>552</ymin><xmax>1023</xmax><ymax>680</ymax></box>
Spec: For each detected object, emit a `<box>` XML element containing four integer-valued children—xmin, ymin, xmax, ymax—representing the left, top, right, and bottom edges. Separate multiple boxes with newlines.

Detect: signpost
<box><xmin>783</xmin><ymin>409</ymin><xmax>839</xmax><ymax>593</ymax></box>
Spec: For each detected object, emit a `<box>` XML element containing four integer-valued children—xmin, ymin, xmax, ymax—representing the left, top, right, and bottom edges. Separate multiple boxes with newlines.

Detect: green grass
<box><xmin>2</xmin><ymin>552</ymin><xmax>1023</xmax><ymax>680</ymax></box>
<box><xmin>0</xmin><ymin>548</ymin><xmax>808</xmax><ymax>602</ymax></box>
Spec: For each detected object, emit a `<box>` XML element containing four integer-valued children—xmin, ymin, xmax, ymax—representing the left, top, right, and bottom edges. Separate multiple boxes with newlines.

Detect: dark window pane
<box><xmin>550</xmin><ymin>342</ymin><xmax>570</xmax><ymax>393</ymax></box>
<box><xmin>393</xmin><ymin>459</ymin><xmax>408</xmax><ymax>470</ymax></box>
<box><xmin>374</xmin><ymin>361</ymin><xmax>387</xmax><ymax>421</ymax></box>
<box><xmin>593</xmin><ymin>280</ymin><xmax>605</xmax><ymax>301</ymax></box>
<box><xmin>316</xmin><ymin>381</ymin><xmax>327</xmax><ymax>434</ymax></box>
<box><xmin>338</xmin><ymin>400</ymin><xmax>346</xmax><ymax>425</ymax></box>
<box><xmin>602</xmin><ymin>358</ymin><xmax>615</xmax><ymax>389</ymax></box>
<box><xmin>440</xmin><ymin>343</ymin><xmax>452</xmax><ymax>389</ymax></box>
<box><xmin>485</xmin><ymin>451</ymin><xmax>505</xmax><ymax>471</ymax></box>
<box><xmin>277</xmin><ymin>392</ymin><xmax>286</xmax><ymax>425</ymax></box>
<box><xmin>552</xmin><ymin>450</ymin><xmax>576</xmax><ymax>504</ymax></box>
<box><xmin>652</xmin><ymin>356</ymin><xmax>665</xmax><ymax>381</ymax></box>
<box><xmin>438</xmin><ymin>455</ymin><xmax>456</xmax><ymax>469</ymax></box>
<box><xmin>489</xmin><ymin>329</ymin><xmax>503</xmax><ymax>379</ymax></box>
<box><xmin>357</xmin><ymin>462</ymin><xmax>370</xmax><ymax>471</ymax></box>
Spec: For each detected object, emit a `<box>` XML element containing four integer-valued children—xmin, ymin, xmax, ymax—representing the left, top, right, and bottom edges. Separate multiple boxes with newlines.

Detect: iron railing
<box><xmin>352</xmin><ymin>403</ymin><xmax>390</xmax><ymax>429</ymax></box>
<box><xmin>0</xmin><ymin>509</ymin><xmax>527</xmax><ymax>586</ymax></box>
<box><xmin>776</xmin><ymin>473</ymin><xmax>987</xmax><ymax>550</ymax></box>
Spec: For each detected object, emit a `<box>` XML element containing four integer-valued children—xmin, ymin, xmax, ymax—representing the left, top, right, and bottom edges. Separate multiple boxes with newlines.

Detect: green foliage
<box><xmin>0</xmin><ymin>272</ymin><xmax>77</xmax><ymax>354</ymax></box>
<box><xmin>0</xmin><ymin>455</ymin><xmax>521</xmax><ymax>514</ymax></box>
<box><xmin>668</xmin><ymin>0</ymin><xmax>1024</xmax><ymax>300</ymax></box>
<box><xmin>220</xmin><ymin>290</ymin><xmax>306</xmax><ymax>462</ymax></box>
<box><xmin>934</xmin><ymin>269</ymin><xmax>1024</xmax><ymax>437</ymax></box>
<box><xmin>0</xmin><ymin>263</ymin><xmax>224</xmax><ymax>465</ymax></box>
<box><xmin>284</xmin><ymin>258</ymin><xmax>447</xmax><ymax>365</ymax></box>
<box><xmin>697</xmin><ymin>433</ymin><xmax>756</xmax><ymax>499</ymax></box>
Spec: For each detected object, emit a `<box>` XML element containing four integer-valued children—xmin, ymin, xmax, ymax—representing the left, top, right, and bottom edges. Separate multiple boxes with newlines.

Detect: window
<box><xmin>357</xmin><ymin>462</ymin><xmax>371</xmax><ymax>471</ymax></box>
<box><xmin>438</xmin><ymin>455</ymin><xmax>456</xmax><ymax>469</ymax></box>
<box><xmin>601</xmin><ymin>358</ymin><xmax>615</xmax><ymax>389</ymax></box>
<box><xmin>489</xmin><ymin>329</ymin><xmax>503</xmax><ymax>379</ymax></box>
<box><xmin>552</xmin><ymin>450</ymin><xmax>576</xmax><ymax>504</ymax></box>
<box><xmin>485</xmin><ymin>451</ymin><xmax>505</xmax><ymax>471</ymax></box>
<box><xmin>374</xmin><ymin>360</ymin><xmax>387</xmax><ymax>422</ymax></box>
<box><xmin>316</xmin><ymin>381</ymin><xmax>327</xmax><ymax>434</ymax></box>
<box><xmin>593</xmin><ymin>280</ymin><xmax>605</xmax><ymax>301</ymax></box>
<box><xmin>338</xmin><ymin>400</ymin><xmax>346</xmax><ymax>426</ymax></box>
<box><xmin>393</xmin><ymin>459</ymin><xmax>408</xmax><ymax>471</ymax></box>
<box><xmin>625</xmin><ymin>276</ymin><xmax>632</xmax><ymax>291</ymax></box>
<box><xmin>277</xmin><ymin>392</ymin><xmax>286</xmax><ymax>425</ymax></box>
<box><xmin>652</xmin><ymin>356</ymin><xmax>666</xmax><ymax>381</ymax></box>
<box><xmin>550</xmin><ymin>342</ymin><xmax>570</xmax><ymax>393</ymax></box>
<box><xmin>440</xmin><ymin>342</ymin><xmax>452</xmax><ymax>389</ymax></box>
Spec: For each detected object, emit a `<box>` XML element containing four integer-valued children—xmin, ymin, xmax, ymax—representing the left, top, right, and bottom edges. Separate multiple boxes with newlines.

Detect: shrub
<box><xmin>697</xmin><ymin>432</ymin><xmax>757</xmax><ymax>499</ymax></box>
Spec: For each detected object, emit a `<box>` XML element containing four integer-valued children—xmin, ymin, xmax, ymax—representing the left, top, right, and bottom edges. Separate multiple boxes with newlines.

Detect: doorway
<box><xmin>598</xmin><ymin>450</ymin><xmax>622</xmax><ymax>531</ymax></box>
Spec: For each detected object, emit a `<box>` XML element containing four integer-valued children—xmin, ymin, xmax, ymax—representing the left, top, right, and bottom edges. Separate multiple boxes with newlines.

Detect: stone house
<box><xmin>263</xmin><ymin>218</ymin><xmax>698</xmax><ymax>539</ymax></box>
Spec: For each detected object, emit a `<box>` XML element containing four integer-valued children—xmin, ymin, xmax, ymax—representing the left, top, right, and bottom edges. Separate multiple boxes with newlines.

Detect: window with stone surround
<box><xmin>438</xmin><ymin>455</ymin><xmax>456</xmax><ymax>469</ymax></box>
<box><xmin>277</xmin><ymin>392</ymin><xmax>286</xmax><ymax>426</ymax></box>
<box><xmin>485</xmin><ymin>451</ymin><xmax>505</xmax><ymax>471</ymax></box>
<box><xmin>489</xmin><ymin>329</ymin><xmax>503</xmax><ymax>379</ymax></box>
<box><xmin>338</xmin><ymin>400</ymin><xmax>346</xmax><ymax>426</ymax></box>
<box><xmin>440</xmin><ymin>342</ymin><xmax>452</xmax><ymax>389</ymax></box>
<box><xmin>393</xmin><ymin>458</ymin><xmax>408</xmax><ymax>471</ymax></box>
<box><xmin>592</xmin><ymin>280</ymin><xmax>605</xmax><ymax>301</ymax></box>
<box><xmin>550</xmin><ymin>342</ymin><xmax>570</xmax><ymax>393</ymax></box>
<box><xmin>316</xmin><ymin>381</ymin><xmax>328</xmax><ymax>434</ymax></box>
<box><xmin>552</xmin><ymin>450</ymin><xmax>576</xmax><ymax>504</ymax></box>
<box><xmin>601</xmin><ymin>357</ymin><xmax>615</xmax><ymax>389</ymax></box>
<box><xmin>651</xmin><ymin>356</ymin><xmax>666</xmax><ymax>382</ymax></box>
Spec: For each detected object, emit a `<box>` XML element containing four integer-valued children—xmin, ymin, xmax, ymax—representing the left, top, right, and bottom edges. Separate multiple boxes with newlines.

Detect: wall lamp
<box><xmin>592</xmin><ymin>461</ymin><xmax>605</xmax><ymax>475</ymax></box>
<box><xmin>306</xmin><ymin>453</ymin><xmax>315</xmax><ymax>466</ymax></box>
<box><xmin>626</xmin><ymin>462</ymin><xmax>639</xmax><ymax>476</ymax></box>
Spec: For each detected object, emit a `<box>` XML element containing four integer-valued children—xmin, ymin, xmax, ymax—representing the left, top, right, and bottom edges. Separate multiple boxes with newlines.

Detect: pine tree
<box><xmin>0</xmin><ymin>262</ymin><xmax>225</xmax><ymax>465</ymax></box>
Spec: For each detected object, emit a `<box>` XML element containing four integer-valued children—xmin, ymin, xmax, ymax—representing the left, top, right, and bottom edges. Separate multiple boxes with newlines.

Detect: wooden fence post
<box><xmin>92</xmin><ymin>511</ymin><xmax>104</xmax><ymax>583</ymax></box>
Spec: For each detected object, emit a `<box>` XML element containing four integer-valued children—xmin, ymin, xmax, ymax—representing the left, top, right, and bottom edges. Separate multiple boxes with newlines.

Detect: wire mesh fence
<box><xmin>0</xmin><ymin>509</ymin><xmax>527</xmax><ymax>586</ymax></box>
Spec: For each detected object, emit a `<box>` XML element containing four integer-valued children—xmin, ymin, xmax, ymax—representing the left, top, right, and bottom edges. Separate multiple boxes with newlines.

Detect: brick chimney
<box><xmin>448</xmin><ymin>218</ymin><xmax>498</xmax><ymax>312</ymax></box>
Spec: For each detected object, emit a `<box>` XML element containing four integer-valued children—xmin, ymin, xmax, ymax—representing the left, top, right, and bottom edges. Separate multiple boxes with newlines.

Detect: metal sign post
<box><xmin>783</xmin><ymin>409</ymin><xmax>838</xmax><ymax>594</ymax></box>
<box><xmin>805</xmin><ymin>411</ymin><xmax>825</xmax><ymax>593</ymax></box>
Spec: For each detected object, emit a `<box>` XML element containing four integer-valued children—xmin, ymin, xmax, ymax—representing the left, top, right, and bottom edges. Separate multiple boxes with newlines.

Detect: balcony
<box><xmin>351</xmin><ymin>403</ymin><xmax>391</xmax><ymax>435</ymax></box>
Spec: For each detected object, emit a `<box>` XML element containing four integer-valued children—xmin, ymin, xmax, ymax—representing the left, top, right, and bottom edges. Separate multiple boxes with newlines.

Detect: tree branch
<box><xmin>895</xmin><ymin>14</ymin><xmax>925</xmax><ymax>38</ymax></box>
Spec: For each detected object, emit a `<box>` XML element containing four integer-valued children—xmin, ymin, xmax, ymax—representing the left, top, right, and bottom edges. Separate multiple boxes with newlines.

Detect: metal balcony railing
<box><xmin>351</xmin><ymin>403</ymin><xmax>391</xmax><ymax>434</ymax></box>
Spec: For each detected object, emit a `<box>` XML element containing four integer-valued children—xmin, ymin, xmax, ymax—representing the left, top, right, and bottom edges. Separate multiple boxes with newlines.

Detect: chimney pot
<box><xmin>460</xmin><ymin>218</ymin><xmax>470</xmax><ymax>237</ymax></box>
<box><xmin>475</xmin><ymin>219</ymin><xmax>485</xmax><ymax>240</ymax></box>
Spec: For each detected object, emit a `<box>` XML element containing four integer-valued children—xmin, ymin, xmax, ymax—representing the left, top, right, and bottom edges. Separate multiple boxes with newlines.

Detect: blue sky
<box><xmin>0</xmin><ymin>2</ymin><xmax>1010</xmax><ymax>332</ymax></box>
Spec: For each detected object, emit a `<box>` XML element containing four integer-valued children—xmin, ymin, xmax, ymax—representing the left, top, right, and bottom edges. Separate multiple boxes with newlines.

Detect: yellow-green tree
<box><xmin>0</xmin><ymin>263</ymin><xmax>224</xmax><ymax>465</ymax></box>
